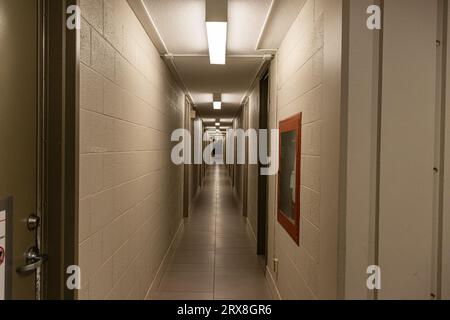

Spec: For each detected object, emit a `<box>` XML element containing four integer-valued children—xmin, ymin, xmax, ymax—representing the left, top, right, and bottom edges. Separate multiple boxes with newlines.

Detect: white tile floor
<box><xmin>150</xmin><ymin>166</ymin><xmax>273</xmax><ymax>300</ymax></box>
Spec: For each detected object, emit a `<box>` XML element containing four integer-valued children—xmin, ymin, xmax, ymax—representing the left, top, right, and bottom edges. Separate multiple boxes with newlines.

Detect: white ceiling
<box><xmin>256</xmin><ymin>0</ymin><xmax>306</xmax><ymax>50</ymax></box>
<box><xmin>174</xmin><ymin>56</ymin><xmax>263</xmax><ymax>118</ymax></box>
<box><xmin>144</xmin><ymin>0</ymin><xmax>272</xmax><ymax>55</ymax></box>
<box><xmin>143</xmin><ymin>0</ymin><xmax>272</xmax><ymax>119</ymax></box>
<box><xmin>139</xmin><ymin>0</ymin><xmax>306</xmax><ymax>121</ymax></box>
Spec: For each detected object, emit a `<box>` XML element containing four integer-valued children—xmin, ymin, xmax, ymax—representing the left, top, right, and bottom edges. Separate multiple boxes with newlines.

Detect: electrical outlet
<box><xmin>273</xmin><ymin>258</ymin><xmax>279</xmax><ymax>279</ymax></box>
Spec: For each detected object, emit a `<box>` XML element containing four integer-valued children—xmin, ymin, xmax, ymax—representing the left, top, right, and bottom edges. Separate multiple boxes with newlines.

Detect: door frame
<box><xmin>183</xmin><ymin>97</ymin><xmax>191</xmax><ymax>218</ymax></box>
<box><xmin>257</xmin><ymin>71</ymin><xmax>270</xmax><ymax>256</ymax></box>
<box><xmin>242</xmin><ymin>100</ymin><xmax>249</xmax><ymax>217</ymax></box>
<box><xmin>41</xmin><ymin>0</ymin><xmax>79</xmax><ymax>300</ymax></box>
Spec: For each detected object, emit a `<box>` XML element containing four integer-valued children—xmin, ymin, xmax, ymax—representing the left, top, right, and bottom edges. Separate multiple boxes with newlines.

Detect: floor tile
<box><xmin>158</xmin><ymin>271</ymin><xmax>214</xmax><ymax>292</ymax></box>
<box><xmin>214</xmin><ymin>273</ymin><xmax>272</xmax><ymax>300</ymax></box>
<box><xmin>152</xmin><ymin>166</ymin><xmax>272</xmax><ymax>300</ymax></box>
<box><xmin>215</xmin><ymin>254</ymin><xmax>265</xmax><ymax>269</ymax></box>
<box><xmin>151</xmin><ymin>291</ymin><xmax>214</xmax><ymax>300</ymax></box>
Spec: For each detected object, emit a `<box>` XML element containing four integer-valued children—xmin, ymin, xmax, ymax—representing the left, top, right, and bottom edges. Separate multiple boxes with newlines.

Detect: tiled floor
<box><xmin>151</xmin><ymin>166</ymin><xmax>273</xmax><ymax>300</ymax></box>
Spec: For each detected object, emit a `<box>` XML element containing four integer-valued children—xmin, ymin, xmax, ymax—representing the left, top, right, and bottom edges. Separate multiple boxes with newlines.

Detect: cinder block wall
<box><xmin>78</xmin><ymin>0</ymin><xmax>184</xmax><ymax>299</ymax></box>
<box><xmin>266</xmin><ymin>0</ymin><xmax>342</xmax><ymax>299</ymax></box>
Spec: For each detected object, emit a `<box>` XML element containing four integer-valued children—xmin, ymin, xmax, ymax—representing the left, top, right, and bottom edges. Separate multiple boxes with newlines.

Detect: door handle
<box><xmin>16</xmin><ymin>246</ymin><xmax>48</xmax><ymax>275</ymax></box>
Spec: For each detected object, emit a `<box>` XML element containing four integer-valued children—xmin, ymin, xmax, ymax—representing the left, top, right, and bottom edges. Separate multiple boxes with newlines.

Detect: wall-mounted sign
<box><xmin>278</xmin><ymin>114</ymin><xmax>302</xmax><ymax>246</ymax></box>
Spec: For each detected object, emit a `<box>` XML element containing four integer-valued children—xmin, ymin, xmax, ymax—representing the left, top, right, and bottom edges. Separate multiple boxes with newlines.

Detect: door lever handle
<box><xmin>16</xmin><ymin>246</ymin><xmax>48</xmax><ymax>275</ymax></box>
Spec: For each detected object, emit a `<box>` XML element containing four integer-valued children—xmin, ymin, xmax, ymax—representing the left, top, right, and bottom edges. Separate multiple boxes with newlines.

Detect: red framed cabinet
<box><xmin>277</xmin><ymin>113</ymin><xmax>302</xmax><ymax>245</ymax></box>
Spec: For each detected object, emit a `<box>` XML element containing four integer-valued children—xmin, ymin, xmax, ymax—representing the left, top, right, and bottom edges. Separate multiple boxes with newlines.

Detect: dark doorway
<box><xmin>257</xmin><ymin>71</ymin><xmax>269</xmax><ymax>257</ymax></box>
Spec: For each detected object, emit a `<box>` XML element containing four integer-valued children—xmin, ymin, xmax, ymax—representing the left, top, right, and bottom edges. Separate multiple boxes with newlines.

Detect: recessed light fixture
<box><xmin>215</xmin><ymin>122</ymin><xmax>220</xmax><ymax>126</ymax></box>
<box><xmin>213</xmin><ymin>93</ymin><xmax>222</xmax><ymax>110</ymax></box>
<box><xmin>206</xmin><ymin>0</ymin><xmax>228</xmax><ymax>65</ymax></box>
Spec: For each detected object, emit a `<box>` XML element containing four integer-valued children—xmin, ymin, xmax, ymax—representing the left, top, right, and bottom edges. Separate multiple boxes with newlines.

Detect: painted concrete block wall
<box><xmin>266</xmin><ymin>58</ymin><xmax>278</xmax><ymax>284</ymax></box>
<box><xmin>78</xmin><ymin>0</ymin><xmax>184</xmax><ymax>300</ymax></box>
<box><xmin>267</xmin><ymin>0</ymin><xmax>342</xmax><ymax>299</ymax></box>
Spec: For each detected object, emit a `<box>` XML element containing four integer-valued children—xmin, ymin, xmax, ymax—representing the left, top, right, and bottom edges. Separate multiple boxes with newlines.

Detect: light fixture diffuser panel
<box><xmin>206</xmin><ymin>22</ymin><xmax>227</xmax><ymax>65</ymax></box>
<box><xmin>213</xmin><ymin>102</ymin><xmax>222</xmax><ymax>110</ymax></box>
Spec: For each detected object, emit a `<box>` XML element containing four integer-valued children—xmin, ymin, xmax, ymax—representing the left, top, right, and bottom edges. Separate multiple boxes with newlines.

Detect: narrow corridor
<box><xmin>151</xmin><ymin>166</ymin><xmax>272</xmax><ymax>300</ymax></box>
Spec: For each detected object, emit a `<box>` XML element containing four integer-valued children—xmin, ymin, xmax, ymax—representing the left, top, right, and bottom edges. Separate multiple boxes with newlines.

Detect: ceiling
<box><xmin>143</xmin><ymin>0</ymin><xmax>272</xmax><ymax>122</ymax></box>
<box><xmin>143</xmin><ymin>0</ymin><xmax>272</xmax><ymax>55</ymax></box>
<box><xmin>138</xmin><ymin>0</ymin><xmax>306</xmax><ymax>123</ymax></box>
<box><xmin>174</xmin><ymin>56</ymin><xmax>263</xmax><ymax>119</ymax></box>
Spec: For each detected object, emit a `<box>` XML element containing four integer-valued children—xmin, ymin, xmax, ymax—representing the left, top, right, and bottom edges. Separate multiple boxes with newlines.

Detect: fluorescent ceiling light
<box><xmin>215</xmin><ymin>122</ymin><xmax>220</xmax><ymax>126</ymax></box>
<box><xmin>220</xmin><ymin>119</ymin><xmax>233</xmax><ymax>123</ymax></box>
<box><xmin>213</xmin><ymin>101</ymin><xmax>222</xmax><ymax>110</ymax></box>
<box><xmin>206</xmin><ymin>22</ymin><xmax>227</xmax><ymax>65</ymax></box>
<box><xmin>206</xmin><ymin>0</ymin><xmax>228</xmax><ymax>65</ymax></box>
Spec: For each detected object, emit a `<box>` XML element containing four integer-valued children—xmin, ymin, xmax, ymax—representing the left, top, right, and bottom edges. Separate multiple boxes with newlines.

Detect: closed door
<box><xmin>0</xmin><ymin>0</ymin><xmax>42</xmax><ymax>299</ymax></box>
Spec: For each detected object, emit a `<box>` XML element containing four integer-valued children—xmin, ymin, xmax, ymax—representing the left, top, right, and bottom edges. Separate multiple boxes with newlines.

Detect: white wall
<box><xmin>343</xmin><ymin>0</ymin><xmax>447</xmax><ymax>300</ymax></box>
<box><xmin>377</xmin><ymin>0</ymin><xmax>437</xmax><ymax>299</ymax></box>
<box><xmin>442</xmin><ymin>4</ymin><xmax>450</xmax><ymax>300</ymax></box>
<box><xmin>343</xmin><ymin>0</ymin><xmax>381</xmax><ymax>299</ymax></box>
<box><xmin>78</xmin><ymin>0</ymin><xmax>184</xmax><ymax>299</ymax></box>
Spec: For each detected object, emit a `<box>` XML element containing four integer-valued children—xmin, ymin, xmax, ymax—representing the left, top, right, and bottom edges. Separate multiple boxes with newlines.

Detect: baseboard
<box><xmin>265</xmin><ymin>265</ymin><xmax>282</xmax><ymax>300</ymax></box>
<box><xmin>144</xmin><ymin>220</ymin><xmax>185</xmax><ymax>300</ymax></box>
